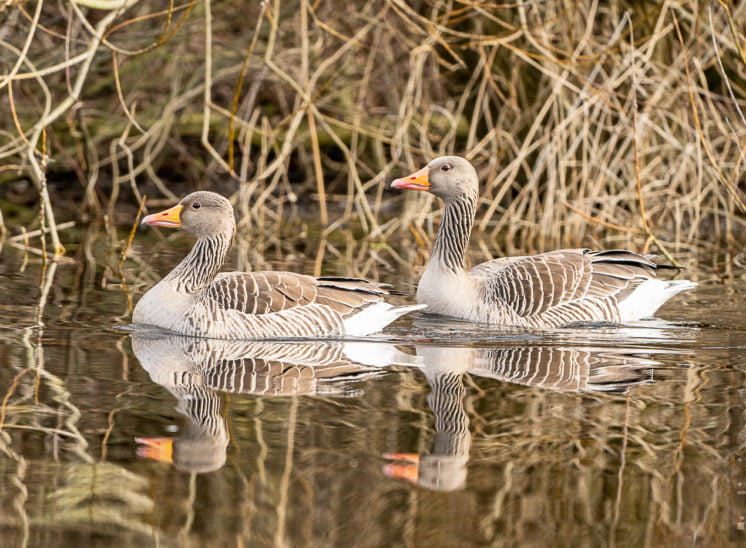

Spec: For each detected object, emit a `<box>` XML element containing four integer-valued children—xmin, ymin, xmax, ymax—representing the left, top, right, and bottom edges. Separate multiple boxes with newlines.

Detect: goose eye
<box><xmin>192</xmin><ymin>202</ymin><xmax>201</xmax><ymax>210</ymax></box>
<box><xmin>440</xmin><ymin>164</ymin><xmax>451</xmax><ymax>172</ymax></box>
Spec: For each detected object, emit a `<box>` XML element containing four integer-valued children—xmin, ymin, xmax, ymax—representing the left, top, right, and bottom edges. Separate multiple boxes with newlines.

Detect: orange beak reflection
<box><xmin>391</xmin><ymin>166</ymin><xmax>430</xmax><ymax>191</ymax></box>
<box><xmin>141</xmin><ymin>203</ymin><xmax>183</xmax><ymax>228</ymax></box>
<box><xmin>382</xmin><ymin>452</ymin><xmax>420</xmax><ymax>484</ymax></box>
<box><xmin>135</xmin><ymin>437</ymin><xmax>174</xmax><ymax>463</ymax></box>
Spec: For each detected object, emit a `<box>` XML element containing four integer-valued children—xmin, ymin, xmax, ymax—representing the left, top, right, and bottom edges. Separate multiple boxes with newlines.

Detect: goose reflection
<box><xmin>131</xmin><ymin>331</ymin><xmax>418</xmax><ymax>473</ymax></box>
<box><xmin>384</xmin><ymin>345</ymin><xmax>658</xmax><ymax>491</ymax></box>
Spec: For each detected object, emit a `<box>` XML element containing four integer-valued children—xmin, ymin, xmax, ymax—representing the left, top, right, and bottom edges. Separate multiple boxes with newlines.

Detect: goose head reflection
<box><xmin>131</xmin><ymin>331</ymin><xmax>419</xmax><ymax>473</ymax></box>
<box><xmin>384</xmin><ymin>345</ymin><xmax>658</xmax><ymax>491</ymax></box>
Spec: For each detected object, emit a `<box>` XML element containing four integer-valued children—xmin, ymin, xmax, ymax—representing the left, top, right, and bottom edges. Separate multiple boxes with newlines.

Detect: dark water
<box><xmin>0</xmin><ymin>232</ymin><xmax>745</xmax><ymax>547</ymax></box>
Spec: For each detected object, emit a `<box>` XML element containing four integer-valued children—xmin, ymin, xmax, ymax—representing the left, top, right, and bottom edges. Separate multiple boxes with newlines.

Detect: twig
<box><xmin>629</xmin><ymin>14</ymin><xmax>680</xmax><ymax>267</ymax></box>
<box><xmin>7</xmin><ymin>221</ymin><xmax>75</xmax><ymax>242</ymax></box>
<box><xmin>673</xmin><ymin>13</ymin><xmax>746</xmax><ymax>213</ymax></box>
<box><xmin>563</xmin><ymin>202</ymin><xmax>642</xmax><ymax>234</ymax></box>
<box><xmin>228</xmin><ymin>2</ymin><xmax>267</xmax><ymax>174</ymax></box>
<box><xmin>307</xmin><ymin>111</ymin><xmax>328</xmax><ymax>226</ymax></box>
<box><xmin>118</xmin><ymin>194</ymin><xmax>146</xmax><ymax>312</ymax></box>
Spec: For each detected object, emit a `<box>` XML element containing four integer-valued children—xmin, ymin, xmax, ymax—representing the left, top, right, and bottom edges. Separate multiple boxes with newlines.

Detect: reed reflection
<box><xmin>130</xmin><ymin>331</ymin><xmax>417</xmax><ymax>473</ymax></box>
<box><xmin>384</xmin><ymin>345</ymin><xmax>658</xmax><ymax>491</ymax></box>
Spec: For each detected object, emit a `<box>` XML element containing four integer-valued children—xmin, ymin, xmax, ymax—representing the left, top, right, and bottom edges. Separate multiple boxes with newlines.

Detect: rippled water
<box><xmin>0</xmin><ymin>232</ymin><xmax>744</xmax><ymax>546</ymax></box>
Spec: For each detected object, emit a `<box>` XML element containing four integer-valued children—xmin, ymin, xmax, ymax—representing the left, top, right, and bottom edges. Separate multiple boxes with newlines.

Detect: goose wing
<box><xmin>201</xmin><ymin>272</ymin><xmax>388</xmax><ymax>317</ymax></box>
<box><xmin>471</xmin><ymin>249</ymin><xmax>657</xmax><ymax>317</ymax></box>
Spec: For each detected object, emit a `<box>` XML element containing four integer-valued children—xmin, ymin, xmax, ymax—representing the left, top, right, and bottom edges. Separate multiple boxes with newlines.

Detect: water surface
<box><xmin>0</xmin><ymin>232</ymin><xmax>744</xmax><ymax>547</ymax></box>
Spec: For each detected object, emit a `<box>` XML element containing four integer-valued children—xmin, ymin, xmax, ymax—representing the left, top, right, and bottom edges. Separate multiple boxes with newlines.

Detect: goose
<box><xmin>391</xmin><ymin>156</ymin><xmax>696</xmax><ymax>328</ymax></box>
<box><xmin>133</xmin><ymin>191</ymin><xmax>425</xmax><ymax>339</ymax></box>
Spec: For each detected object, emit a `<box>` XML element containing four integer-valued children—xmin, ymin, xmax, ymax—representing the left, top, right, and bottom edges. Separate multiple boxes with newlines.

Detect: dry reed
<box><xmin>0</xmin><ymin>0</ymin><xmax>745</xmax><ymax>272</ymax></box>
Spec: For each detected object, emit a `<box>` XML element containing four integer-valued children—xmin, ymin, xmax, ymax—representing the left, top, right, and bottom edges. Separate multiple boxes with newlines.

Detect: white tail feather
<box><xmin>617</xmin><ymin>279</ymin><xmax>696</xmax><ymax>321</ymax></box>
<box><xmin>343</xmin><ymin>303</ymin><xmax>427</xmax><ymax>336</ymax></box>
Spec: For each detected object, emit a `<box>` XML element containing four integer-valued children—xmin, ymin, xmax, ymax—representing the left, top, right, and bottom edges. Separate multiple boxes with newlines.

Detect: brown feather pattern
<box><xmin>468</xmin><ymin>346</ymin><xmax>654</xmax><ymax>392</ymax></box>
<box><xmin>402</xmin><ymin>156</ymin><xmax>692</xmax><ymax>328</ymax></box>
<box><xmin>202</xmin><ymin>272</ymin><xmax>386</xmax><ymax>318</ymax></box>
<box><xmin>475</xmin><ymin>249</ymin><xmax>658</xmax><ymax>326</ymax></box>
<box><xmin>133</xmin><ymin>192</ymin><xmax>418</xmax><ymax>339</ymax></box>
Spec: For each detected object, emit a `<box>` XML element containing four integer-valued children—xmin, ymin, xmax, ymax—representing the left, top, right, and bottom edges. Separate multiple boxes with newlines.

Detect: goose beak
<box><xmin>391</xmin><ymin>166</ymin><xmax>430</xmax><ymax>191</ymax></box>
<box><xmin>135</xmin><ymin>437</ymin><xmax>174</xmax><ymax>463</ymax></box>
<box><xmin>141</xmin><ymin>203</ymin><xmax>183</xmax><ymax>228</ymax></box>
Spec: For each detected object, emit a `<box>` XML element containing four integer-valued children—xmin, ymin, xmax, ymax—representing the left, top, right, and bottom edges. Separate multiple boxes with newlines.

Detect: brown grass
<box><xmin>0</xmin><ymin>1</ymin><xmax>745</xmax><ymax>270</ymax></box>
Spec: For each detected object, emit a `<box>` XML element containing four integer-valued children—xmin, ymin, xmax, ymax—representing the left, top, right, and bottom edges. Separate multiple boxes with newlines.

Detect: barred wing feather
<box><xmin>202</xmin><ymin>272</ymin><xmax>387</xmax><ymax>317</ymax></box>
<box><xmin>474</xmin><ymin>249</ymin><xmax>658</xmax><ymax>319</ymax></box>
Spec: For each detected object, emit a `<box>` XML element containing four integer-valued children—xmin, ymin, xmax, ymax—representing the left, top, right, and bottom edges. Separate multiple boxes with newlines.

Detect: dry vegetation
<box><xmin>1</xmin><ymin>3</ymin><xmax>743</xmax><ymax>544</ymax></box>
<box><xmin>0</xmin><ymin>0</ymin><xmax>745</xmax><ymax>269</ymax></box>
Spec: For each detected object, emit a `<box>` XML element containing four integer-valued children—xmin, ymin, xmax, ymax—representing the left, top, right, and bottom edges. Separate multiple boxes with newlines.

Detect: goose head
<box><xmin>141</xmin><ymin>191</ymin><xmax>236</xmax><ymax>239</ymax></box>
<box><xmin>391</xmin><ymin>156</ymin><xmax>479</xmax><ymax>202</ymax></box>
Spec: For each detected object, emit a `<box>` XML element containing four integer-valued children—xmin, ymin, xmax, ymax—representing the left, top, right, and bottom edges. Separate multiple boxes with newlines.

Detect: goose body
<box><xmin>392</xmin><ymin>156</ymin><xmax>695</xmax><ymax>328</ymax></box>
<box><xmin>133</xmin><ymin>192</ymin><xmax>424</xmax><ymax>339</ymax></box>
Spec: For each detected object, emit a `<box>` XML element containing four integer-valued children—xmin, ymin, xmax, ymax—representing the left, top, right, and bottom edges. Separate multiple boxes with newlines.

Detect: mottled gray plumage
<box><xmin>392</xmin><ymin>156</ymin><xmax>695</xmax><ymax>328</ymax></box>
<box><xmin>134</xmin><ymin>191</ymin><xmax>423</xmax><ymax>338</ymax></box>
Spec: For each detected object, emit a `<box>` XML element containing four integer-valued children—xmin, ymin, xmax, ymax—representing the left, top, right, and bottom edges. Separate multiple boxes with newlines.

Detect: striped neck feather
<box><xmin>168</xmin><ymin>232</ymin><xmax>233</xmax><ymax>293</ymax></box>
<box><xmin>431</xmin><ymin>195</ymin><xmax>476</xmax><ymax>272</ymax></box>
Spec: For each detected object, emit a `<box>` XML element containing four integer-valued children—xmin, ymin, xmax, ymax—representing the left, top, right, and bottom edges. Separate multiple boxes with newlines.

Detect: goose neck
<box><xmin>431</xmin><ymin>195</ymin><xmax>476</xmax><ymax>273</ymax></box>
<box><xmin>167</xmin><ymin>231</ymin><xmax>233</xmax><ymax>293</ymax></box>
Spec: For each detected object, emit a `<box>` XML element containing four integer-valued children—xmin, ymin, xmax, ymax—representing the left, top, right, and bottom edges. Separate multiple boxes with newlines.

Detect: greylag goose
<box><xmin>133</xmin><ymin>191</ymin><xmax>425</xmax><ymax>339</ymax></box>
<box><xmin>391</xmin><ymin>156</ymin><xmax>696</xmax><ymax>328</ymax></box>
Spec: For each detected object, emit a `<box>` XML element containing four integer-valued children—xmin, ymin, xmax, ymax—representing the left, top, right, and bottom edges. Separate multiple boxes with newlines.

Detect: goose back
<box><xmin>470</xmin><ymin>249</ymin><xmax>658</xmax><ymax>327</ymax></box>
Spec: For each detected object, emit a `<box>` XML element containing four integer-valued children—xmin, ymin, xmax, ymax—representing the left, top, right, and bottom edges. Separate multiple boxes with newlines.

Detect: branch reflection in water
<box><xmin>130</xmin><ymin>331</ymin><xmax>420</xmax><ymax>473</ymax></box>
<box><xmin>384</xmin><ymin>345</ymin><xmax>658</xmax><ymax>491</ymax></box>
<box><xmin>131</xmin><ymin>331</ymin><xmax>660</xmax><ymax>490</ymax></box>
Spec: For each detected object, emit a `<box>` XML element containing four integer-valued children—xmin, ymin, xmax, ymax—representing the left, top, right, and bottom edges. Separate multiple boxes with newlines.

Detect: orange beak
<box><xmin>391</xmin><ymin>166</ymin><xmax>430</xmax><ymax>191</ymax></box>
<box><xmin>382</xmin><ymin>452</ymin><xmax>420</xmax><ymax>484</ymax></box>
<box><xmin>141</xmin><ymin>203</ymin><xmax>183</xmax><ymax>228</ymax></box>
<box><xmin>135</xmin><ymin>437</ymin><xmax>174</xmax><ymax>463</ymax></box>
